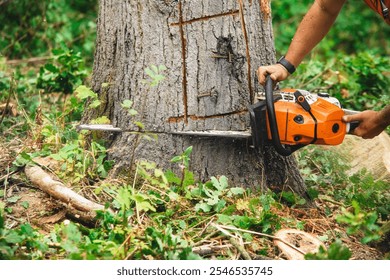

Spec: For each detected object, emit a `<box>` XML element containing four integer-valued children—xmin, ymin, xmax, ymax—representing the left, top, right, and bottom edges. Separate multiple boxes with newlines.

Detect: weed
<box><xmin>305</xmin><ymin>240</ymin><xmax>352</xmax><ymax>260</ymax></box>
<box><xmin>142</xmin><ymin>65</ymin><xmax>167</xmax><ymax>87</ymax></box>
<box><xmin>0</xmin><ymin>202</ymin><xmax>49</xmax><ymax>259</ymax></box>
<box><xmin>336</xmin><ymin>201</ymin><xmax>381</xmax><ymax>244</ymax></box>
<box><xmin>37</xmin><ymin>47</ymin><xmax>88</xmax><ymax>94</ymax></box>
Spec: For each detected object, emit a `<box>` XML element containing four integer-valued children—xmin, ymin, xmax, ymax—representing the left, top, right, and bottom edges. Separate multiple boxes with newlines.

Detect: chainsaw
<box><xmin>78</xmin><ymin>76</ymin><xmax>359</xmax><ymax>157</ymax></box>
<box><xmin>248</xmin><ymin>75</ymin><xmax>359</xmax><ymax>156</ymax></box>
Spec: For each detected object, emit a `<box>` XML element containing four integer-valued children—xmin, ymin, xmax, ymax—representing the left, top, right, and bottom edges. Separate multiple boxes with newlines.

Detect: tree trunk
<box><xmin>87</xmin><ymin>0</ymin><xmax>306</xmax><ymax>195</ymax></box>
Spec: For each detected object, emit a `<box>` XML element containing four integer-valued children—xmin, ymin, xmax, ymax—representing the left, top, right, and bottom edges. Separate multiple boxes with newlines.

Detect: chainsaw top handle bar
<box><xmin>265</xmin><ymin>75</ymin><xmax>305</xmax><ymax>156</ymax></box>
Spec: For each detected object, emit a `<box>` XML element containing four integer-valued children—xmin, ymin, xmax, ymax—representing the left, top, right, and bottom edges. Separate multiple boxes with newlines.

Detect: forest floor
<box><xmin>1</xmin><ymin>128</ymin><xmax>388</xmax><ymax>260</ymax></box>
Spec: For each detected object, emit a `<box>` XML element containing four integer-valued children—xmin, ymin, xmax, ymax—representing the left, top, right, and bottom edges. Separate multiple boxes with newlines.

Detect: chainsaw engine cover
<box><xmin>249</xmin><ymin>89</ymin><xmax>347</xmax><ymax>149</ymax></box>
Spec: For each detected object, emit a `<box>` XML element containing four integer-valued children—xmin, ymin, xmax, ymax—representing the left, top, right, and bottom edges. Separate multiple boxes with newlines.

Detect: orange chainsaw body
<box><xmin>265</xmin><ymin>96</ymin><xmax>347</xmax><ymax>146</ymax></box>
<box><xmin>248</xmin><ymin>77</ymin><xmax>354</xmax><ymax>156</ymax></box>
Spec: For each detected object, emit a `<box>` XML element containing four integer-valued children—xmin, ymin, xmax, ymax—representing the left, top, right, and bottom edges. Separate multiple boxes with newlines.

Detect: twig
<box><xmin>212</xmin><ymin>223</ymin><xmax>306</xmax><ymax>256</ymax></box>
<box><xmin>192</xmin><ymin>229</ymin><xmax>219</xmax><ymax>247</ymax></box>
<box><xmin>318</xmin><ymin>195</ymin><xmax>345</xmax><ymax>207</ymax></box>
<box><xmin>192</xmin><ymin>243</ymin><xmax>234</xmax><ymax>256</ymax></box>
<box><xmin>229</xmin><ymin>237</ymin><xmax>251</xmax><ymax>260</ymax></box>
<box><xmin>0</xmin><ymin>170</ymin><xmax>18</xmax><ymax>184</ymax></box>
<box><xmin>197</xmin><ymin>217</ymin><xmax>215</xmax><ymax>237</ymax></box>
<box><xmin>5</xmin><ymin>56</ymin><xmax>51</xmax><ymax>66</ymax></box>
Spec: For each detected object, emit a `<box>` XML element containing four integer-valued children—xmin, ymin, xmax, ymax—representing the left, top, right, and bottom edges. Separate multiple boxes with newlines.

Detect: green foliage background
<box><xmin>272</xmin><ymin>0</ymin><xmax>389</xmax><ymax>58</ymax></box>
<box><xmin>0</xmin><ymin>0</ymin><xmax>389</xmax><ymax>260</ymax></box>
<box><xmin>0</xmin><ymin>0</ymin><xmax>97</xmax><ymax>63</ymax></box>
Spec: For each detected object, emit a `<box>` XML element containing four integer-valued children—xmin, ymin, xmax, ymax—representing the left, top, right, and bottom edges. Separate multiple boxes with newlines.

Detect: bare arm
<box><xmin>258</xmin><ymin>0</ymin><xmax>347</xmax><ymax>85</ymax></box>
<box><xmin>285</xmin><ymin>0</ymin><xmax>347</xmax><ymax>66</ymax></box>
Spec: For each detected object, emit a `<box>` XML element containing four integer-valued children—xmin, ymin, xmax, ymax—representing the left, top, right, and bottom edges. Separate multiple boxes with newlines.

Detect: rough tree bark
<box><xmin>86</xmin><ymin>0</ymin><xmax>307</xmax><ymax>195</ymax></box>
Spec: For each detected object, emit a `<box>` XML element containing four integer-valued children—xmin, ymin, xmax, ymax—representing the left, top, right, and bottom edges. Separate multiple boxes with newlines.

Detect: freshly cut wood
<box><xmin>332</xmin><ymin>132</ymin><xmax>390</xmax><ymax>182</ymax></box>
<box><xmin>273</xmin><ymin>229</ymin><xmax>325</xmax><ymax>260</ymax></box>
<box><xmin>25</xmin><ymin>165</ymin><xmax>106</xmax><ymax>212</ymax></box>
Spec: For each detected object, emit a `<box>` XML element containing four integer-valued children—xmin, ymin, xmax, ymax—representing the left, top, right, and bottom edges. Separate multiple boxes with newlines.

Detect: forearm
<box><xmin>285</xmin><ymin>0</ymin><xmax>347</xmax><ymax>67</ymax></box>
<box><xmin>378</xmin><ymin>105</ymin><xmax>390</xmax><ymax>127</ymax></box>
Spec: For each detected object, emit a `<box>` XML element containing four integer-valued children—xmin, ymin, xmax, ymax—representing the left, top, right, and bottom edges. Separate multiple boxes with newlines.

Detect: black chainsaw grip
<box><xmin>265</xmin><ymin>76</ymin><xmax>302</xmax><ymax>156</ymax></box>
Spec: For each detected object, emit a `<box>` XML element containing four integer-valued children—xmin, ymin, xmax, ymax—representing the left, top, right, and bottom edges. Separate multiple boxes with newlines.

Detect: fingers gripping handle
<box><xmin>265</xmin><ymin>76</ymin><xmax>304</xmax><ymax>156</ymax></box>
<box><xmin>343</xmin><ymin>109</ymin><xmax>360</xmax><ymax>134</ymax></box>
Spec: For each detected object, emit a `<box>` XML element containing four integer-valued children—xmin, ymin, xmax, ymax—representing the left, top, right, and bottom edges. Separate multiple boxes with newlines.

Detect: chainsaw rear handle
<box><xmin>265</xmin><ymin>75</ymin><xmax>304</xmax><ymax>156</ymax></box>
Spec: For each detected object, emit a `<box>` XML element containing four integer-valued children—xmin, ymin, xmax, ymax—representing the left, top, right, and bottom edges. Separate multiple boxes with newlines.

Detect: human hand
<box><xmin>342</xmin><ymin>110</ymin><xmax>387</xmax><ymax>139</ymax></box>
<box><xmin>257</xmin><ymin>64</ymin><xmax>290</xmax><ymax>86</ymax></box>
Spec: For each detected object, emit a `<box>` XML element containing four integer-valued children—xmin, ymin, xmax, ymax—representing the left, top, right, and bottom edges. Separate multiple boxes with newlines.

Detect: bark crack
<box><xmin>178</xmin><ymin>1</ymin><xmax>188</xmax><ymax>124</ymax></box>
<box><xmin>170</xmin><ymin>10</ymin><xmax>240</xmax><ymax>26</ymax></box>
<box><xmin>238</xmin><ymin>0</ymin><xmax>254</xmax><ymax>103</ymax></box>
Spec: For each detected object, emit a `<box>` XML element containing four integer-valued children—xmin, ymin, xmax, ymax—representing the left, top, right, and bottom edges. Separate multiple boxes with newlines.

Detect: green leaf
<box><xmin>134</xmin><ymin>121</ymin><xmax>144</xmax><ymax>129</ymax></box>
<box><xmin>230</xmin><ymin>187</ymin><xmax>245</xmax><ymax>196</ymax></box>
<box><xmin>90</xmin><ymin>116</ymin><xmax>110</xmax><ymax>124</ymax></box>
<box><xmin>44</xmin><ymin>63</ymin><xmax>59</xmax><ymax>73</ymax></box>
<box><xmin>13</xmin><ymin>152</ymin><xmax>33</xmax><ymax>167</ymax></box>
<box><xmin>217</xmin><ymin>214</ymin><xmax>233</xmax><ymax>224</ymax></box>
<box><xmin>195</xmin><ymin>203</ymin><xmax>212</xmax><ymax>213</ymax></box>
<box><xmin>4</xmin><ymin>231</ymin><xmax>24</xmax><ymax>244</ymax></box>
<box><xmin>214</xmin><ymin>199</ymin><xmax>226</xmax><ymax>212</ymax></box>
<box><xmin>151</xmin><ymin>65</ymin><xmax>159</xmax><ymax>74</ymax></box>
<box><xmin>21</xmin><ymin>201</ymin><xmax>30</xmax><ymax>209</ymax></box>
<box><xmin>127</xmin><ymin>109</ymin><xmax>138</xmax><ymax>116</ymax></box>
<box><xmin>137</xmin><ymin>200</ymin><xmax>156</xmax><ymax>212</ymax></box>
<box><xmin>158</xmin><ymin>65</ymin><xmax>167</xmax><ymax>71</ymax></box>
<box><xmin>184</xmin><ymin>146</ymin><xmax>193</xmax><ymax>157</ymax></box>
<box><xmin>210</xmin><ymin>176</ymin><xmax>221</xmax><ymax>190</ymax></box>
<box><xmin>20</xmin><ymin>223</ymin><xmax>34</xmax><ymax>237</ymax></box>
<box><xmin>89</xmin><ymin>99</ymin><xmax>101</xmax><ymax>108</ymax></box>
<box><xmin>206</xmin><ymin>196</ymin><xmax>219</xmax><ymax>206</ymax></box>
<box><xmin>6</xmin><ymin>196</ymin><xmax>21</xmax><ymax>203</ymax></box>
<box><xmin>121</xmin><ymin>99</ymin><xmax>133</xmax><ymax>109</ymax></box>
<box><xmin>170</xmin><ymin>156</ymin><xmax>181</xmax><ymax>163</ymax></box>
<box><xmin>0</xmin><ymin>202</ymin><xmax>5</xmax><ymax>229</ymax></box>
<box><xmin>116</xmin><ymin>187</ymin><xmax>132</xmax><ymax>210</ymax></box>
<box><xmin>75</xmin><ymin>85</ymin><xmax>96</xmax><ymax>100</ymax></box>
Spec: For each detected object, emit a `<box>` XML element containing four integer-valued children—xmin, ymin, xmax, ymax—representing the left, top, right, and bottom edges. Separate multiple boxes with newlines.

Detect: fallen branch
<box><xmin>25</xmin><ymin>165</ymin><xmax>109</xmax><ymax>214</ymax></box>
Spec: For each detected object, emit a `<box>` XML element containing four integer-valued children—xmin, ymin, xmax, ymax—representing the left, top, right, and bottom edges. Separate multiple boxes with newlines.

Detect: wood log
<box><xmin>25</xmin><ymin>165</ymin><xmax>107</xmax><ymax>213</ymax></box>
<box><xmin>330</xmin><ymin>132</ymin><xmax>390</xmax><ymax>182</ymax></box>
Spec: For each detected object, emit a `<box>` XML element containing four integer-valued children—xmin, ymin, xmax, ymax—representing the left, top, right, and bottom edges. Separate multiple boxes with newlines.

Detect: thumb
<box><xmin>270</xmin><ymin>73</ymin><xmax>279</xmax><ymax>81</ymax></box>
<box><xmin>342</xmin><ymin>114</ymin><xmax>362</xmax><ymax>123</ymax></box>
